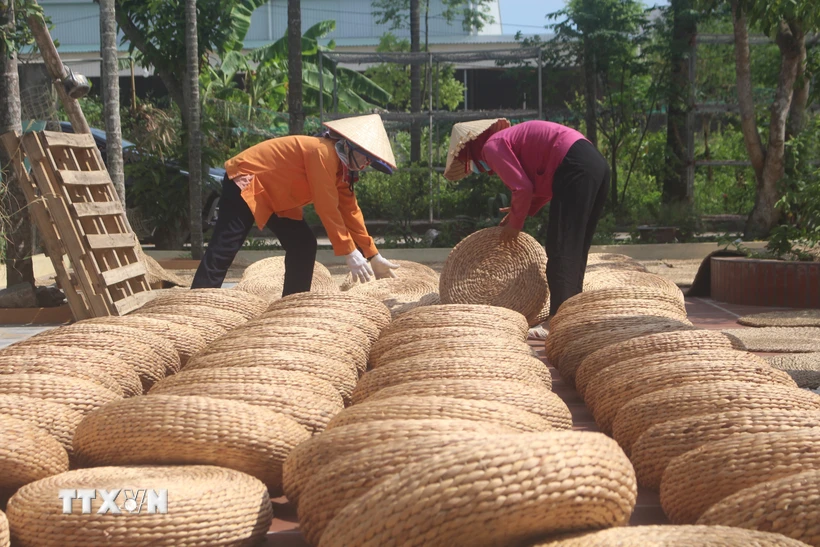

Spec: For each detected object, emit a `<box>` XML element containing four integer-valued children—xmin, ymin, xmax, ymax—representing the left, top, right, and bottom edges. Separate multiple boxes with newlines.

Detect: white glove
<box><xmin>371</xmin><ymin>253</ymin><xmax>400</xmax><ymax>279</ymax></box>
<box><xmin>345</xmin><ymin>249</ymin><xmax>374</xmax><ymax>283</ymax></box>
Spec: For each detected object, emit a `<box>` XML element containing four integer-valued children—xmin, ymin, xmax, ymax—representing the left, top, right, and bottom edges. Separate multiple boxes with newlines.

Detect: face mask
<box><xmin>471</xmin><ymin>160</ymin><xmax>490</xmax><ymax>174</ymax></box>
<box><xmin>335</xmin><ymin>139</ymin><xmax>352</xmax><ymax>169</ymax></box>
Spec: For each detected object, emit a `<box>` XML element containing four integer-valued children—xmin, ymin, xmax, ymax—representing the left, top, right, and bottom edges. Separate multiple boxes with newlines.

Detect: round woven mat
<box><xmin>697</xmin><ymin>469</ymin><xmax>820</xmax><ymax>546</ymax></box>
<box><xmin>660</xmin><ymin>428</ymin><xmax>820</xmax><ymax>524</ymax></box>
<box><xmin>0</xmin><ymin>356</ymin><xmax>122</xmax><ymax>396</ymax></box>
<box><xmin>723</xmin><ymin>327</ymin><xmax>820</xmax><ymax>353</ymax></box>
<box><xmin>136</xmin><ymin>304</ymin><xmax>248</xmax><ymax>331</ymax></box>
<box><xmin>0</xmin><ymin>415</ymin><xmax>68</xmax><ymax>495</ymax></box>
<box><xmin>283</xmin><ymin>418</ymin><xmax>515</xmax><ymax>504</ymax></box>
<box><xmin>0</xmin><ymin>345</ymin><xmax>141</xmax><ymax>397</ymax></box>
<box><xmin>0</xmin><ymin>373</ymin><xmax>122</xmax><ymax>415</ymax></box>
<box><xmin>266</xmin><ymin>292</ymin><xmax>391</xmax><ymax>333</ymax></box>
<box><xmin>0</xmin><ymin>394</ymin><xmax>83</xmax><ymax>457</ymax></box>
<box><xmin>234</xmin><ymin>270</ymin><xmax>339</xmax><ymax>302</ymax></box>
<box><xmin>242</xmin><ymin>257</ymin><xmax>333</xmax><ymax>281</ymax></box>
<box><xmin>533</xmin><ymin>525</ymin><xmax>811</xmax><ymax>546</ymax></box>
<box><xmin>0</xmin><ymin>509</ymin><xmax>7</xmax><ymax>547</ymax></box>
<box><xmin>125</xmin><ymin>311</ymin><xmax>226</xmax><ymax>344</ymax></box>
<box><xmin>738</xmin><ymin>309</ymin><xmax>820</xmax><ymax>328</ymax></box>
<box><xmin>383</xmin><ymin>304</ymin><xmax>528</xmax><ymax>340</ymax></box>
<box><xmin>5</xmin><ymin>465</ymin><xmax>272</xmax><ymax>546</ymax></box>
<box><xmin>259</xmin><ymin>307</ymin><xmax>380</xmax><ymax>346</ymax></box>
<box><xmin>439</xmin><ymin>227</ymin><xmax>549</xmax><ymax>326</ymax></box>
<box><xmin>583</xmin><ymin>270</ymin><xmax>681</xmax><ymax>294</ymax></box>
<box><xmin>768</xmin><ymin>353</ymin><xmax>820</xmax><ymax>388</ymax></box>
<box><xmin>74</xmin><ymin>395</ymin><xmax>310</xmax><ymax>494</ymax></box>
<box><xmin>370</xmin><ymin>336</ymin><xmax>536</xmax><ymax>369</ymax></box>
<box><xmin>318</xmin><ymin>431</ymin><xmax>636</xmax><ymax>547</ymax></box>
<box><xmin>141</xmin><ymin>289</ymin><xmax>266</xmax><ymax>319</ymax></box>
<box><xmin>340</xmin><ymin>260</ymin><xmax>438</xmax><ymax>291</ymax></box>
<box><xmin>352</xmin><ymin>354</ymin><xmax>550</xmax><ymax>404</ymax></box>
<box><xmin>347</xmin><ymin>277</ymin><xmax>438</xmax><ymax>302</ymax></box>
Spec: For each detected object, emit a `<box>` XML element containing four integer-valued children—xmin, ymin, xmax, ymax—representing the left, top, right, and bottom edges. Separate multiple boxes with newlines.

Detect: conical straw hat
<box><xmin>323</xmin><ymin>114</ymin><xmax>396</xmax><ymax>169</ymax></box>
<box><xmin>444</xmin><ymin>118</ymin><xmax>511</xmax><ymax>181</ymax></box>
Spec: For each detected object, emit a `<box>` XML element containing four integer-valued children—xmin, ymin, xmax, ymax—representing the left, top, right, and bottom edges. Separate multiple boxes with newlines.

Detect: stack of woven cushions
<box><xmin>285</xmin><ymin>303</ymin><xmax>642</xmax><ymax>546</ymax></box>
<box><xmin>546</xmin><ymin>274</ymin><xmax>820</xmax><ymax>546</ymax></box>
<box><xmin>235</xmin><ymin>257</ymin><xmax>340</xmax><ymax>303</ymax></box>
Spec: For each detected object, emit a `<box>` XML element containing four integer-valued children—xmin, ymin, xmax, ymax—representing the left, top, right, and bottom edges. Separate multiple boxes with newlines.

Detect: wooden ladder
<box><xmin>1</xmin><ymin>130</ymin><xmax>154</xmax><ymax>318</ymax></box>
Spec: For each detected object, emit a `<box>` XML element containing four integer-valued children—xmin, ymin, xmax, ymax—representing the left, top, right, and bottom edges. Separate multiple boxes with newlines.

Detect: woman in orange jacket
<box><xmin>192</xmin><ymin>114</ymin><xmax>400</xmax><ymax>294</ymax></box>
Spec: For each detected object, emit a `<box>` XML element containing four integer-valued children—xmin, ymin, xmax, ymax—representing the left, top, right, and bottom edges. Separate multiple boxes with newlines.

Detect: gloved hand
<box><xmin>346</xmin><ymin>249</ymin><xmax>374</xmax><ymax>283</ymax></box>
<box><xmin>370</xmin><ymin>253</ymin><xmax>400</xmax><ymax>279</ymax></box>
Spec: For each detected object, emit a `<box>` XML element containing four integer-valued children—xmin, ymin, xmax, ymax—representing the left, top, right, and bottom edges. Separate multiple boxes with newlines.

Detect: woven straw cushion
<box><xmin>141</xmin><ymin>288</ymin><xmax>266</xmax><ymax>319</ymax></box>
<box><xmin>234</xmin><ymin>271</ymin><xmax>338</xmax><ymax>302</ymax></box>
<box><xmin>347</xmin><ymin>276</ymin><xmax>438</xmax><ymax>301</ymax></box>
<box><xmin>553</xmin><ymin>286</ymin><xmax>686</xmax><ymax>323</ymax></box>
<box><xmin>533</xmin><ymin>525</ymin><xmax>812</xmax><ymax>546</ymax></box>
<box><xmin>0</xmin><ymin>373</ymin><xmax>122</xmax><ymax>415</ymax></box>
<box><xmin>363</xmin><ymin>379</ymin><xmax>571</xmax><ymax>427</ymax></box>
<box><xmin>697</xmin><ymin>470</ymin><xmax>820</xmax><ymax>545</ymax></box>
<box><xmin>585</xmin><ymin>261</ymin><xmax>648</xmax><ymax>273</ymax></box>
<box><xmin>74</xmin><ymin>395</ymin><xmax>310</xmax><ymax>493</ymax></box>
<box><xmin>149</xmin><ymin>367</ymin><xmax>343</xmax><ymax>407</ymax></box>
<box><xmin>325</xmin><ymin>395</ymin><xmax>557</xmax><ymax>433</ymax></box>
<box><xmin>351</xmin><ymin>355</ymin><xmax>551</xmax><ymax>404</ymax></box>
<box><xmin>124</xmin><ymin>311</ymin><xmax>226</xmax><ymax>344</ymax></box>
<box><xmin>660</xmin><ymin>428</ymin><xmax>820</xmax><ymax>523</ymax></box>
<box><xmin>0</xmin><ymin>415</ymin><xmax>68</xmax><ymax>496</ymax></box>
<box><xmin>619</xmin><ymin>383</ymin><xmax>820</xmax><ymax>462</ymax></box>
<box><xmin>136</xmin><ymin>304</ymin><xmax>248</xmax><ymax>331</ymax></box>
<box><xmin>148</xmin><ymin>382</ymin><xmax>343</xmax><ymax>434</ymax></box>
<box><xmin>630</xmin><ymin>402</ymin><xmax>820</xmax><ymax>489</ymax></box>
<box><xmin>340</xmin><ymin>260</ymin><xmax>438</xmax><ymax>291</ymax></box>
<box><xmin>371</xmin><ymin>337</ymin><xmax>536</xmax><ymax>369</ymax></box>
<box><xmin>0</xmin><ymin>394</ymin><xmax>84</xmax><ymax>457</ymax></box>
<box><xmin>738</xmin><ymin>309</ymin><xmax>820</xmax><ymax>328</ymax></box>
<box><xmin>5</xmin><ymin>465</ymin><xmax>272</xmax><ymax>546</ymax></box>
<box><xmin>283</xmin><ymin>419</ymin><xmax>515</xmax><ymax>504</ymax></box>
<box><xmin>384</xmin><ymin>291</ymin><xmax>441</xmax><ymax>318</ymax></box>
<box><xmin>724</xmin><ymin>327</ymin><xmax>820</xmax><ymax>353</ymax></box>
<box><xmin>319</xmin><ymin>431</ymin><xmax>636</xmax><ymax>547</ymax></box>
<box><xmin>576</xmin><ymin>329</ymin><xmax>736</xmax><ymax>397</ymax></box>
<box><xmin>586</xmin><ymin>253</ymin><xmax>640</xmax><ymax>265</ymax></box>
<box><xmin>258</xmin><ymin>307</ymin><xmax>380</xmax><ymax>346</ymax></box>
<box><xmin>439</xmin><ymin>227</ymin><xmax>549</xmax><ymax>326</ymax></box>
<box><xmin>242</xmin><ymin>257</ymin><xmax>332</xmax><ymax>280</ymax></box>
<box><xmin>383</xmin><ymin>304</ymin><xmax>529</xmax><ymax>340</ymax></box>
<box><xmin>238</xmin><ymin>318</ymin><xmax>370</xmax><ymax>361</ymax></box>
<box><xmin>265</xmin><ymin>292</ymin><xmax>391</xmax><ymax>333</ymax></box>
<box><xmin>370</xmin><ymin>325</ymin><xmax>523</xmax><ymax>364</ymax></box>
<box><xmin>0</xmin><ymin>509</ymin><xmax>7</xmax><ymax>547</ymax></box>
<box><xmin>585</xmin><ymin>351</ymin><xmax>795</xmax><ymax>433</ymax></box>
<box><xmin>0</xmin><ymin>346</ymin><xmax>141</xmax><ymax>397</ymax></box>
<box><xmin>583</xmin><ymin>270</ymin><xmax>681</xmax><ymax>294</ymax></box>
<box><xmin>768</xmin><ymin>353</ymin><xmax>820</xmax><ymax>389</ymax></box>
<box><xmin>0</xmin><ymin>356</ymin><xmax>122</xmax><ymax>396</ymax></box>
<box><xmin>183</xmin><ymin>349</ymin><xmax>358</xmax><ymax>404</ymax></box>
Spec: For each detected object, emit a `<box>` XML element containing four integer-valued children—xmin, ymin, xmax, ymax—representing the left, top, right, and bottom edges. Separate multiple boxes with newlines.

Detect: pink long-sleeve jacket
<box><xmin>481</xmin><ymin>121</ymin><xmax>587</xmax><ymax>231</ymax></box>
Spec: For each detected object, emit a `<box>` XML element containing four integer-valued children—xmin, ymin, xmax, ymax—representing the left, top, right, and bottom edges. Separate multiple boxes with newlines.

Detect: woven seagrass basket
<box><xmin>0</xmin><ymin>415</ymin><xmax>68</xmax><ymax>499</ymax></box>
<box><xmin>0</xmin><ymin>373</ymin><xmax>122</xmax><ymax>416</ymax></box>
<box><xmin>0</xmin><ymin>395</ymin><xmax>83</xmax><ymax>457</ymax></box>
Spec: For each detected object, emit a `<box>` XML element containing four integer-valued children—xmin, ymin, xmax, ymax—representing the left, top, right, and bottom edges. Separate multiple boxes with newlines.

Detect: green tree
<box><xmin>184</xmin><ymin>0</ymin><xmax>203</xmax><ymax>258</ymax></box>
<box><xmin>98</xmin><ymin>0</ymin><xmax>125</xmax><ymax>203</ymax></box>
<box><xmin>287</xmin><ymin>0</ymin><xmax>303</xmax><ymax>135</ymax></box>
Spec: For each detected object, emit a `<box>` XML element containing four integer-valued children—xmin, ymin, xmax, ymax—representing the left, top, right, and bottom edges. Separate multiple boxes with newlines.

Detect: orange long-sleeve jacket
<box><xmin>224</xmin><ymin>135</ymin><xmax>378</xmax><ymax>257</ymax></box>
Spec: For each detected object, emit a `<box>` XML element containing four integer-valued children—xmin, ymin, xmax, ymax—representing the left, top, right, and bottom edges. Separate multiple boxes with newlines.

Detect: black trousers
<box><xmin>546</xmin><ymin>139</ymin><xmax>610</xmax><ymax>316</ymax></box>
<box><xmin>191</xmin><ymin>175</ymin><xmax>317</xmax><ymax>296</ymax></box>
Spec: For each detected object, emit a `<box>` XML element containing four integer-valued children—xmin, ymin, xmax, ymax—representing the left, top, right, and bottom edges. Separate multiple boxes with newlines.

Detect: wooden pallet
<box><xmin>0</xmin><ymin>130</ymin><xmax>154</xmax><ymax>318</ymax></box>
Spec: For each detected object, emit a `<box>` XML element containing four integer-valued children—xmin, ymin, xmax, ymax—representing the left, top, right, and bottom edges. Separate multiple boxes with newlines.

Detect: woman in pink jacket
<box><xmin>444</xmin><ymin>118</ymin><xmax>610</xmax><ymax>317</ymax></box>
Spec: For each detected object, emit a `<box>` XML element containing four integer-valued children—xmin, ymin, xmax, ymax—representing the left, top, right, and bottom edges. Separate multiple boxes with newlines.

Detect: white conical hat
<box><xmin>444</xmin><ymin>118</ymin><xmax>511</xmax><ymax>181</ymax></box>
<box><xmin>323</xmin><ymin>114</ymin><xmax>397</xmax><ymax>169</ymax></box>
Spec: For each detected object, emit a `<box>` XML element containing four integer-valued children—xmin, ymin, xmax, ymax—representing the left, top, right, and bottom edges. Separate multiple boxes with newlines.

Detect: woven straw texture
<box><xmin>347</xmin><ymin>277</ymin><xmax>438</xmax><ymax>301</ymax></box>
<box><xmin>74</xmin><ymin>395</ymin><xmax>310</xmax><ymax>493</ymax></box>
<box><xmin>576</xmin><ymin>329</ymin><xmax>736</xmax><ymax>397</ymax></box>
<box><xmin>141</xmin><ymin>288</ymin><xmax>266</xmax><ymax>319</ymax></box>
<box><xmin>587</xmin><ymin>252</ymin><xmax>640</xmax><ymax>264</ymax></box>
<box><xmin>550</xmin><ymin>300</ymin><xmax>689</xmax><ymax>337</ymax></box>
<box><xmin>444</xmin><ymin>118</ymin><xmax>510</xmax><ymax>181</ymax></box>
<box><xmin>77</xmin><ymin>316</ymin><xmax>206</xmax><ymax>366</ymax></box>
<box><xmin>136</xmin><ymin>304</ymin><xmax>248</xmax><ymax>331</ymax></box>
<box><xmin>739</xmin><ymin>309</ymin><xmax>820</xmax><ymax>328</ymax></box>
<box><xmin>258</xmin><ymin>307</ymin><xmax>379</xmax><ymax>346</ymax></box>
<box><xmin>323</xmin><ymin>113</ymin><xmax>397</xmax><ymax>168</ymax></box>
<box><xmin>0</xmin><ymin>356</ymin><xmax>122</xmax><ymax>396</ymax></box>
<box><xmin>630</xmin><ymin>402</ymin><xmax>820</xmax><ymax>489</ymax></box>
<box><xmin>283</xmin><ymin>419</ymin><xmax>515</xmax><ymax>503</ymax></box>
<box><xmin>554</xmin><ymin>286</ymin><xmax>686</xmax><ymax>319</ymax></box>
<box><xmin>370</xmin><ymin>325</ymin><xmax>523</xmax><ymax>364</ymax></box>
<box><xmin>149</xmin><ymin>366</ymin><xmax>343</xmax><ymax>407</ymax></box>
<box><xmin>183</xmin><ymin>349</ymin><xmax>358</xmax><ymax>404</ymax></box>
<box><xmin>0</xmin><ymin>345</ymin><xmax>141</xmax><ymax>397</ymax></box>
<box><xmin>383</xmin><ymin>291</ymin><xmax>441</xmax><ymax>319</ymax></box>
<box><xmin>266</xmin><ymin>292</ymin><xmax>391</xmax><ymax>332</ymax></box>
<box><xmin>325</xmin><ymin>395</ymin><xmax>557</xmax><ymax>433</ymax></box>
<box><xmin>0</xmin><ymin>395</ymin><xmax>83</xmax><ymax>456</ymax></box>
<box><xmin>618</xmin><ymin>381</ymin><xmax>820</xmax><ymax>455</ymax></box>
<box><xmin>582</xmin><ymin>270</ymin><xmax>681</xmax><ymax>294</ymax></box>
<box><xmin>371</xmin><ymin>337</ymin><xmax>536</xmax><ymax>369</ymax></box>
<box><xmin>5</xmin><ymin>465</ymin><xmax>273</xmax><ymax>546</ymax></box>
<box><xmin>234</xmin><ymin>271</ymin><xmax>339</xmax><ymax>302</ymax></box>
<box><xmin>383</xmin><ymin>304</ymin><xmax>528</xmax><ymax>340</ymax></box>
<box><xmin>319</xmin><ymin>431</ymin><xmax>637</xmax><ymax>547</ymax></box>
<box><xmin>0</xmin><ymin>415</ymin><xmax>68</xmax><ymax>495</ymax></box>
<box><xmin>768</xmin><ymin>353</ymin><xmax>820</xmax><ymax>389</ymax></box>
<box><xmin>698</xmin><ymin>470</ymin><xmax>820</xmax><ymax>546</ymax></box>
<box><xmin>439</xmin><ymin>227</ymin><xmax>549</xmax><ymax>326</ymax></box>
<box><xmin>724</xmin><ymin>327</ymin><xmax>820</xmax><ymax>353</ymax></box>
<box><xmin>11</xmin><ymin>332</ymin><xmax>167</xmax><ymax>392</ymax></box>
<box><xmin>125</xmin><ymin>311</ymin><xmax>227</xmax><ymax>344</ymax></box>
<box><xmin>239</xmin><ymin>316</ymin><xmax>371</xmax><ymax>358</ymax></box>
<box><xmin>351</xmin><ymin>354</ymin><xmax>551</xmax><ymax>403</ymax></box>
<box><xmin>0</xmin><ymin>509</ymin><xmax>7</xmax><ymax>547</ymax></box>
<box><xmin>585</xmin><ymin>261</ymin><xmax>648</xmax><ymax>273</ymax></box>
<box><xmin>340</xmin><ymin>260</ymin><xmax>438</xmax><ymax>291</ymax></box>
<box><xmin>242</xmin><ymin>257</ymin><xmax>332</xmax><ymax>280</ymax></box>
<box><xmin>660</xmin><ymin>428</ymin><xmax>820</xmax><ymax>524</ymax></box>
<box><xmin>533</xmin><ymin>525</ymin><xmax>812</xmax><ymax>546</ymax></box>
<box><xmin>0</xmin><ymin>373</ymin><xmax>122</xmax><ymax>415</ymax></box>
<box><xmin>148</xmin><ymin>382</ymin><xmax>343</xmax><ymax>434</ymax></box>
<box><xmin>586</xmin><ymin>355</ymin><xmax>796</xmax><ymax>432</ymax></box>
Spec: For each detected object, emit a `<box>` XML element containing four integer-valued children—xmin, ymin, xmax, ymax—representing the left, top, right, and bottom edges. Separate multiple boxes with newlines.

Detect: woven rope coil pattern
<box><xmin>351</xmin><ymin>355</ymin><xmax>551</xmax><ymax>403</ymax></box>
<box><xmin>124</xmin><ymin>312</ymin><xmax>227</xmax><ymax>344</ymax></box>
<box><xmin>619</xmin><ymin>383</ymin><xmax>820</xmax><ymax>458</ymax></box>
<box><xmin>0</xmin><ymin>395</ymin><xmax>83</xmax><ymax>456</ymax></box>
<box><xmin>0</xmin><ymin>373</ymin><xmax>122</xmax><ymax>415</ymax></box>
<box><xmin>147</xmin><ymin>382</ymin><xmax>343</xmax><ymax>435</ymax></box>
<box><xmin>239</xmin><ymin>317</ymin><xmax>371</xmax><ymax>360</ymax></box>
<box><xmin>0</xmin><ymin>356</ymin><xmax>122</xmax><ymax>396</ymax></box>
<box><xmin>183</xmin><ymin>349</ymin><xmax>358</xmax><ymax>404</ymax></box>
<box><xmin>149</xmin><ymin>367</ymin><xmax>343</xmax><ymax>407</ymax></box>
<box><xmin>140</xmin><ymin>289</ymin><xmax>266</xmax><ymax>319</ymax></box>
<box><xmin>582</xmin><ymin>271</ymin><xmax>681</xmax><ymax>294</ymax></box>
<box><xmin>136</xmin><ymin>304</ymin><xmax>248</xmax><ymax>331</ymax></box>
<box><xmin>723</xmin><ymin>327</ymin><xmax>820</xmax><ymax>353</ymax></box>
<box><xmin>439</xmin><ymin>227</ymin><xmax>549</xmax><ymax>326</ymax></box>
<box><xmin>258</xmin><ymin>307</ymin><xmax>380</xmax><ymax>346</ymax></box>
<box><xmin>74</xmin><ymin>395</ymin><xmax>310</xmax><ymax>493</ymax></box>
<box><xmin>347</xmin><ymin>277</ymin><xmax>438</xmax><ymax>302</ymax></box>
<box><xmin>738</xmin><ymin>309</ymin><xmax>820</xmax><ymax>328</ymax></box>
<box><xmin>369</xmin><ymin>325</ymin><xmax>524</xmax><ymax>364</ymax></box>
<box><xmin>532</xmin><ymin>525</ymin><xmax>812</xmax><ymax>546</ymax></box>
<box><xmin>340</xmin><ymin>260</ymin><xmax>439</xmax><ymax>291</ymax></box>
<box><xmin>554</xmin><ymin>286</ymin><xmax>686</xmax><ymax>319</ymax></box>
<box><xmin>5</xmin><ymin>465</ymin><xmax>273</xmax><ymax>546</ymax></box>
<box><xmin>371</xmin><ymin>337</ymin><xmax>536</xmax><ymax>369</ymax></box>
<box><xmin>383</xmin><ymin>304</ymin><xmax>528</xmax><ymax>339</ymax></box>
<box><xmin>234</xmin><ymin>271</ymin><xmax>339</xmax><ymax>302</ymax></box>
<box><xmin>325</xmin><ymin>395</ymin><xmax>557</xmax><ymax>433</ymax></box>
<box><xmin>266</xmin><ymin>292</ymin><xmax>392</xmax><ymax>332</ymax></box>
<box><xmin>631</xmin><ymin>404</ymin><xmax>820</xmax><ymax>490</ymax></box>
<box><xmin>283</xmin><ymin>418</ymin><xmax>516</xmax><ymax>503</ymax></box>
<box><xmin>697</xmin><ymin>470</ymin><xmax>820</xmax><ymax>546</ymax></box>
<box><xmin>0</xmin><ymin>415</ymin><xmax>68</xmax><ymax>495</ymax></box>
<box><xmin>319</xmin><ymin>431</ymin><xmax>637</xmax><ymax>547</ymax></box>
<box><xmin>768</xmin><ymin>353</ymin><xmax>820</xmax><ymax>388</ymax></box>
<box><xmin>0</xmin><ymin>510</ymin><xmax>7</xmax><ymax>547</ymax></box>
<box><xmin>660</xmin><ymin>428</ymin><xmax>820</xmax><ymax>524</ymax></box>
<box><xmin>575</xmin><ymin>329</ymin><xmax>736</xmax><ymax>397</ymax></box>
<box><xmin>0</xmin><ymin>345</ymin><xmax>141</xmax><ymax>397</ymax></box>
